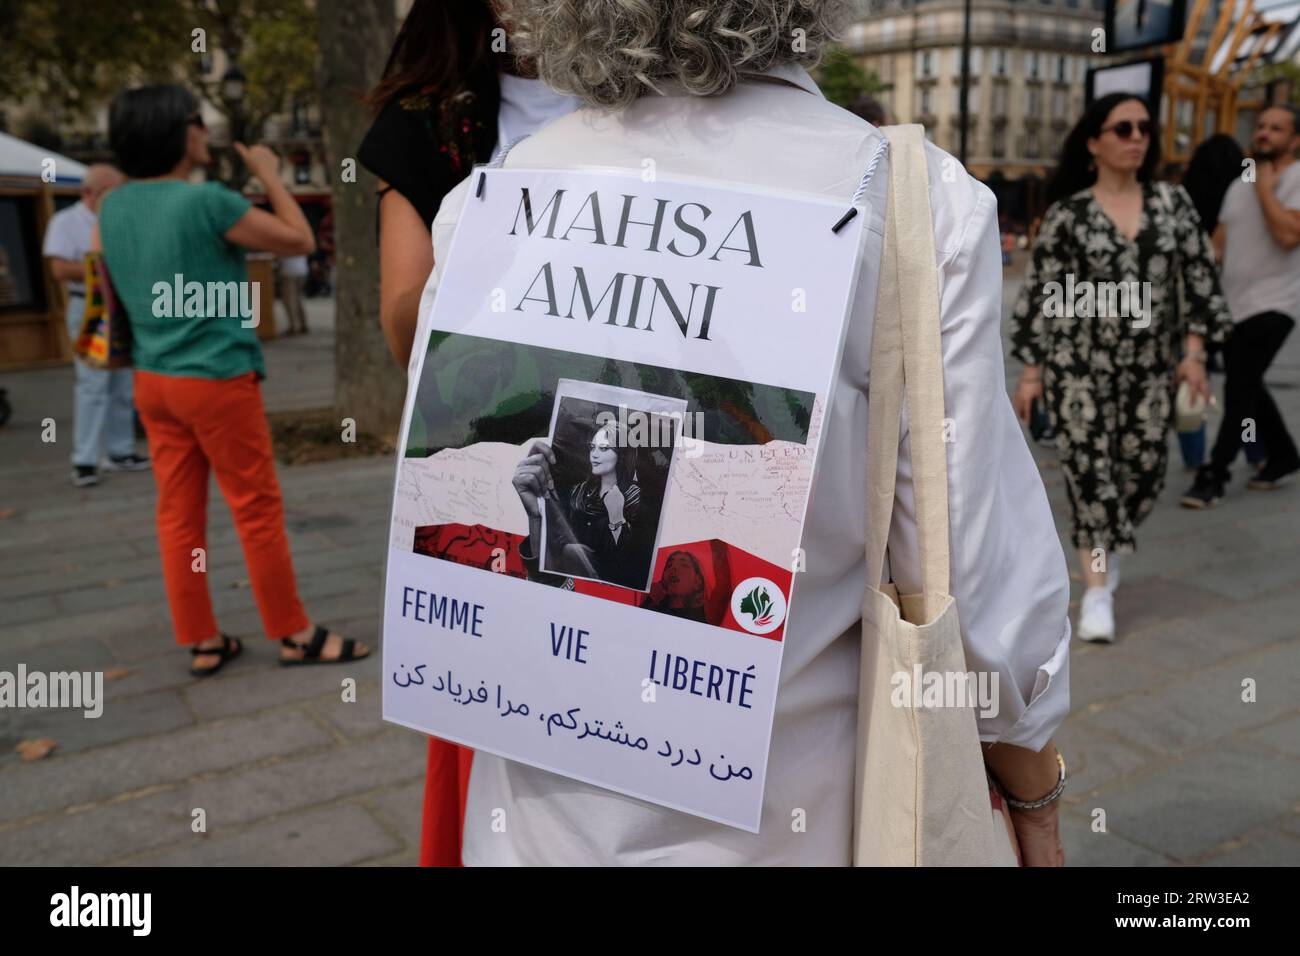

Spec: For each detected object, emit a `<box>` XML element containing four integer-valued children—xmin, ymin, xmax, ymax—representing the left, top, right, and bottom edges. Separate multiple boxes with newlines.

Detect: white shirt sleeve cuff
<box><xmin>981</xmin><ymin>617</ymin><xmax>1072</xmax><ymax>753</ymax></box>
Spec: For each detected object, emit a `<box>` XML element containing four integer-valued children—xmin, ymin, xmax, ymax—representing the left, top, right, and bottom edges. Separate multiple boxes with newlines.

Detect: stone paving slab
<box><xmin>184</xmin><ymin>650</ymin><xmax>381</xmax><ymax>721</ymax></box>
<box><xmin>1059</xmin><ymin>808</ymin><xmax>1174</xmax><ymax>866</ymax></box>
<box><xmin>0</xmin><ymin>709</ymin><xmax>333</xmax><ymax>826</ymax></box>
<box><xmin>0</xmin><ymin>726</ymin><xmax>424</xmax><ymax>866</ymax></box>
<box><xmin>0</xmin><ymin>688</ymin><xmax>193</xmax><ymax>769</ymax></box>
<box><xmin>1077</xmin><ymin>641</ymin><xmax>1300</xmax><ymax>756</ymax></box>
<box><xmin>1082</xmin><ymin>743</ymin><xmax>1300</xmax><ymax>862</ymax></box>
<box><xmin>122</xmin><ymin>803</ymin><xmax>403</xmax><ymax>867</ymax></box>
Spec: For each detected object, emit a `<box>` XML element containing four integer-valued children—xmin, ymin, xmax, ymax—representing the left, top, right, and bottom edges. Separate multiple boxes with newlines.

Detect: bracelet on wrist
<box><xmin>1000</xmin><ymin>750</ymin><xmax>1067</xmax><ymax>811</ymax></box>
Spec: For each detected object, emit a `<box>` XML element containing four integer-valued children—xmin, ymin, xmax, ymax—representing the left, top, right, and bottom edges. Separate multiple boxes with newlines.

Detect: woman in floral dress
<box><xmin>1010</xmin><ymin>93</ymin><xmax>1230</xmax><ymax>643</ymax></box>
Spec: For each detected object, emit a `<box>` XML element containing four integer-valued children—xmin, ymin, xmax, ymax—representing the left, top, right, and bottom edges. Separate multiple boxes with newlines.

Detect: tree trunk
<box><xmin>316</xmin><ymin>0</ymin><xmax>398</xmax><ymax>437</ymax></box>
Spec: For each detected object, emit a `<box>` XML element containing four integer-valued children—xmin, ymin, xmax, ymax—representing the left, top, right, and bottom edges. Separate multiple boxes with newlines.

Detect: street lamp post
<box><xmin>220</xmin><ymin>62</ymin><xmax>248</xmax><ymax>187</ymax></box>
<box><xmin>959</xmin><ymin>0</ymin><xmax>972</xmax><ymax>166</ymax></box>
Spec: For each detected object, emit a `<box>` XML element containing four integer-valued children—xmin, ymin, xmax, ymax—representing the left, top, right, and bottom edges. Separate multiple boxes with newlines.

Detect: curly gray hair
<box><xmin>499</xmin><ymin>0</ymin><xmax>853</xmax><ymax>111</ymax></box>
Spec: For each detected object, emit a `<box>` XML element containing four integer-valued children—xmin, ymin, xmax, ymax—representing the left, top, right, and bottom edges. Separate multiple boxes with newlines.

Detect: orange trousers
<box><xmin>134</xmin><ymin>369</ymin><xmax>309</xmax><ymax>646</ymax></box>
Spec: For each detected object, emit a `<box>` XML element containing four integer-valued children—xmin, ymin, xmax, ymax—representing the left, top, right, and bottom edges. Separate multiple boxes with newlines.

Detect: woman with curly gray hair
<box><xmin>432</xmin><ymin>0</ymin><xmax>1072</xmax><ymax>866</ymax></box>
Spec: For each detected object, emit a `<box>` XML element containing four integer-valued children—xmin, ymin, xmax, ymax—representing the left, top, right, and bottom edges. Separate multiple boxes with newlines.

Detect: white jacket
<box><xmin>415</xmin><ymin>63</ymin><xmax>1071</xmax><ymax>866</ymax></box>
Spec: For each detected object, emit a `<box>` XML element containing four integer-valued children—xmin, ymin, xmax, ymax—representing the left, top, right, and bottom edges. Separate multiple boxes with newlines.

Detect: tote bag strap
<box><xmin>865</xmin><ymin>125</ymin><xmax>952</xmax><ymax>610</ymax></box>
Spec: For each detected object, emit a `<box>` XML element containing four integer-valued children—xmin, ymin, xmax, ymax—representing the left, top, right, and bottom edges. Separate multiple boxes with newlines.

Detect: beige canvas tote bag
<box><xmin>852</xmin><ymin>125</ymin><xmax>1004</xmax><ymax>866</ymax></box>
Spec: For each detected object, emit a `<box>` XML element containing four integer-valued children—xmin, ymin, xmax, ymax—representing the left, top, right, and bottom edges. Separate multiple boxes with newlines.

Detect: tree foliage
<box><xmin>0</xmin><ymin>0</ymin><xmax>317</xmax><ymax>136</ymax></box>
<box><xmin>1252</xmin><ymin>62</ymin><xmax>1300</xmax><ymax>107</ymax></box>
<box><xmin>817</xmin><ymin>46</ymin><xmax>883</xmax><ymax>109</ymax></box>
<box><xmin>0</xmin><ymin>0</ymin><xmax>184</xmax><ymax>114</ymax></box>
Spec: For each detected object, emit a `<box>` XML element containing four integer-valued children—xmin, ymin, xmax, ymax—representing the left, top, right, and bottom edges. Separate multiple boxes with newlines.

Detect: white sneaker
<box><xmin>1078</xmin><ymin>586</ymin><xmax>1115</xmax><ymax>643</ymax></box>
<box><xmin>1106</xmin><ymin>551</ymin><xmax>1120</xmax><ymax>594</ymax></box>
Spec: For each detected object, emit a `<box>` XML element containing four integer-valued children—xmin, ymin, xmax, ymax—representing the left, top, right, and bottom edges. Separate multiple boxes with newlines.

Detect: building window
<box><xmin>1026</xmin><ymin>130</ymin><xmax>1040</xmax><ymax>157</ymax></box>
<box><xmin>970</xmin><ymin>47</ymin><xmax>982</xmax><ymax>74</ymax></box>
<box><xmin>1052</xmin><ymin>89</ymin><xmax>1067</xmax><ymax>118</ymax></box>
<box><xmin>993</xmin><ymin>126</ymin><xmax>1006</xmax><ymax>158</ymax></box>
<box><xmin>1027</xmin><ymin>88</ymin><xmax>1040</xmax><ymax>117</ymax></box>
<box><xmin>1026</xmin><ymin>51</ymin><xmax>1040</xmax><ymax>80</ymax></box>
<box><xmin>954</xmin><ymin>83</ymin><xmax>963</xmax><ymax>115</ymax></box>
<box><xmin>920</xmin><ymin>86</ymin><xmax>932</xmax><ymax>114</ymax></box>
<box><xmin>994</xmin><ymin>48</ymin><xmax>1009</xmax><ymax>77</ymax></box>
<box><xmin>993</xmin><ymin>84</ymin><xmax>1008</xmax><ymax>115</ymax></box>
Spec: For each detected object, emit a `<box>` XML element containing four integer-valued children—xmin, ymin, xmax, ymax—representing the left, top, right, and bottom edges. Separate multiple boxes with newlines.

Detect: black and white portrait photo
<box><xmin>512</xmin><ymin>380</ymin><xmax>687</xmax><ymax>591</ymax></box>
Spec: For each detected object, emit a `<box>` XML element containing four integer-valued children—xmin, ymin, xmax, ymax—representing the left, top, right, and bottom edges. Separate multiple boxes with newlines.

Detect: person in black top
<box><xmin>357</xmin><ymin>1</ymin><xmax>500</xmax><ymax>368</ymax></box>
<box><xmin>1180</xmin><ymin>133</ymin><xmax>1245</xmax><ymax>236</ymax></box>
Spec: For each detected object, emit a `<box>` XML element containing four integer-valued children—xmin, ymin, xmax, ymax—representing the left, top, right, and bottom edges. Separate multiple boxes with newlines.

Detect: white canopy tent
<box><xmin>0</xmin><ymin>131</ymin><xmax>86</xmax><ymax>183</ymax></box>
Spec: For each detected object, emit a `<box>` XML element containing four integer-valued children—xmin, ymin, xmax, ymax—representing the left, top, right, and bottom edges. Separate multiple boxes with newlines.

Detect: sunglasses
<box><xmin>1101</xmin><ymin>119</ymin><xmax>1151</xmax><ymax>140</ymax></box>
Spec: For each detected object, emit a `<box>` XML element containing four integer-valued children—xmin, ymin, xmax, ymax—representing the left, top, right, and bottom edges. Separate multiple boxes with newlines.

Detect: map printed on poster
<box><xmin>382</xmin><ymin>167</ymin><xmax>867</xmax><ymax>831</ymax></box>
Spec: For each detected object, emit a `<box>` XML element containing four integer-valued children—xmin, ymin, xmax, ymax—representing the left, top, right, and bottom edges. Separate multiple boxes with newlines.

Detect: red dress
<box><xmin>419</xmin><ymin>739</ymin><xmax>473</xmax><ymax>866</ymax></box>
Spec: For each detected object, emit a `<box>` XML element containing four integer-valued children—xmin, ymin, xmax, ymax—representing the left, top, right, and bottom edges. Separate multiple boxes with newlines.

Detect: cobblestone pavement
<box><xmin>1</xmin><ymin>282</ymin><xmax>1297</xmax><ymax>866</ymax></box>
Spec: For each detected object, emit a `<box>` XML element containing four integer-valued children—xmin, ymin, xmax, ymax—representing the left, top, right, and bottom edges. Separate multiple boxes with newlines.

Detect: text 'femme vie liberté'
<box><xmin>503</xmin><ymin>186</ymin><xmax>765</xmax><ymax>341</ymax></box>
<box><xmin>398</xmin><ymin>586</ymin><xmax>758</xmax><ymax>710</ymax></box>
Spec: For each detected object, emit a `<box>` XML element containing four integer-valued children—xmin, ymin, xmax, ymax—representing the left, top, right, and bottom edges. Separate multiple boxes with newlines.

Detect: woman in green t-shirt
<box><xmin>97</xmin><ymin>84</ymin><xmax>368</xmax><ymax>676</ymax></box>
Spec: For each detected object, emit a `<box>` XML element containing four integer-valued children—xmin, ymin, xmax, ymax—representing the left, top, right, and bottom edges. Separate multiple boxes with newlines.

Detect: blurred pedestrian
<box><xmin>96</xmin><ymin>84</ymin><xmax>368</xmax><ymax>676</ymax></box>
<box><xmin>278</xmin><ymin>253</ymin><xmax>309</xmax><ymax>334</ymax></box>
<box><xmin>847</xmin><ymin>93</ymin><xmax>888</xmax><ymax>127</ymax></box>
<box><xmin>1182</xmin><ymin>105</ymin><xmax>1300</xmax><ymax>506</ymax></box>
<box><xmin>1174</xmin><ymin>133</ymin><xmax>1248</xmax><ymax>469</ymax></box>
<box><xmin>1181</xmin><ymin>133</ymin><xmax>1244</xmax><ymax>235</ymax></box>
<box><xmin>1010</xmin><ymin>93</ymin><xmax>1230</xmax><ymax>642</ymax></box>
<box><xmin>357</xmin><ymin>0</ymin><xmax>580</xmax><ymax>869</ymax></box>
<box><xmin>42</xmin><ymin>163</ymin><xmax>149</xmax><ymax>486</ymax></box>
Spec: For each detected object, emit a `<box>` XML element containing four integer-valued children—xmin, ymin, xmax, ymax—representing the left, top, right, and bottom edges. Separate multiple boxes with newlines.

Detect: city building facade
<box><xmin>846</xmin><ymin>0</ymin><xmax>1107</xmax><ymax>197</ymax></box>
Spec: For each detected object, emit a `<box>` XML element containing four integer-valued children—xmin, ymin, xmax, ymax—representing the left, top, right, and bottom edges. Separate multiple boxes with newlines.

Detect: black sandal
<box><xmin>189</xmin><ymin>634</ymin><xmax>242</xmax><ymax>677</ymax></box>
<box><xmin>279</xmin><ymin>625</ymin><xmax>366</xmax><ymax>666</ymax></box>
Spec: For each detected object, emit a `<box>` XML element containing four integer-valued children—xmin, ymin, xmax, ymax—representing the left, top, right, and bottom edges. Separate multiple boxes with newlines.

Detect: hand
<box><xmin>1009</xmin><ymin>802</ymin><xmax>1065</xmax><ymax>867</ymax></box>
<box><xmin>233</xmin><ymin>142</ymin><xmax>281</xmax><ymax>184</ymax></box>
<box><xmin>512</xmin><ymin>439</ymin><xmax>555</xmax><ymax>519</ymax></box>
<box><xmin>1177</xmin><ymin>355</ymin><xmax>1211</xmax><ymax>404</ymax></box>
<box><xmin>1255</xmin><ymin>158</ymin><xmax>1277</xmax><ymax>193</ymax></box>
<box><xmin>602</xmin><ymin>485</ymin><xmax>625</xmax><ymax>526</ymax></box>
<box><xmin>1013</xmin><ymin>371</ymin><xmax>1043</xmax><ymax>425</ymax></box>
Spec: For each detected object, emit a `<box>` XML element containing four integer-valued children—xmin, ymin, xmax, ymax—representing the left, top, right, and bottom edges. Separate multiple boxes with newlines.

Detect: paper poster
<box><xmin>382</xmin><ymin>167</ymin><xmax>867</xmax><ymax>831</ymax></box>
